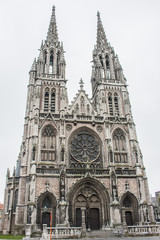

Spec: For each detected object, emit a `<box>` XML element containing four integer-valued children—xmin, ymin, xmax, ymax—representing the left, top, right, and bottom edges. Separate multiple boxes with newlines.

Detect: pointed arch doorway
<box><xmin>68</xmin><ymin>177</ymin><xmax>110</xmax><ymax>230</ymax></box>
<box><xmin>37</xmin><ymin>192</ymin><xmax>57</xmax><ymax>228</ymax></box>
<box><xmin>120</xmin><ymin>192</ymin><xmax>139</xmax><ymax>226</ymax></box>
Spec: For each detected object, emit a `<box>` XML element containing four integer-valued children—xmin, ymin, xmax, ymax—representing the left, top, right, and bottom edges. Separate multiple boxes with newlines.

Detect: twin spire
<box><xmin>46</xmin><ymin>6</ymin><xmax>108</xmax><ymax>48</ymax></box>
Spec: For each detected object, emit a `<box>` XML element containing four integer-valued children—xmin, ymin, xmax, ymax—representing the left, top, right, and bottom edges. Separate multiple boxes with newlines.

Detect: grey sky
<box><xmin>0</xmin><ymin>0</ymin><xmax>160</xmax><ymax>203</ymax></box>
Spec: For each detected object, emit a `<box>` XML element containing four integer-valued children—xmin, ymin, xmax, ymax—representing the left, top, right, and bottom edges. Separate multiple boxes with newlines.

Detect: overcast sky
<box><xmin>0</xmin><ymin>0</ymin><xmax>160</xmax><ymax>203</ymax></box>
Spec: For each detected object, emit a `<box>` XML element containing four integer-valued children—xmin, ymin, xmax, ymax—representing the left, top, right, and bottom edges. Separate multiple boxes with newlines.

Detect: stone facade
<box><xmin>2</xmin><ymin>6</ymin><xmax>154</xmax><ymax>235</ymax></box>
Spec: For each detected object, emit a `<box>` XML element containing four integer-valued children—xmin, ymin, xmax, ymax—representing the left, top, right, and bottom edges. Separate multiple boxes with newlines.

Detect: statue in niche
<box><xmin>61</xmin><ymin>145</ymin><xmax>65</xmax><ymax>162</ymax></box>
<box><xmin>60</xmin><ymin>169</ymin><xmax>65</xmax><ymax>200</ymax></box>
<box><xmin>111</xmin><ymin>173</ymin><xmax>118</xmax><ymax>202</ymax></box>
<box><xmin>27</xmin><ymin>206</ymin><xmax>32</xmax><ymax>224</ymax></box>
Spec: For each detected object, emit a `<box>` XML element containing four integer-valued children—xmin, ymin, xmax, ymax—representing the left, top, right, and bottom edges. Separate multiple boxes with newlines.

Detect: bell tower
<box><xmin>91</xmin><ymin>12</ymin><xmax>128</xmax><ymax>117</ymax></box>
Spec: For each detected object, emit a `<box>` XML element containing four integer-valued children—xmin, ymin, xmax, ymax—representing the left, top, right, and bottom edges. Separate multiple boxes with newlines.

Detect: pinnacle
<box><xmin>30</xmin><ymin>58</ymin><xmax>36</xmax><ymax>71</ymax></box>
<box><xmin>46</xmin><ymin>5</ymin><xmax>59</xmax><ymax>44</ymax></box>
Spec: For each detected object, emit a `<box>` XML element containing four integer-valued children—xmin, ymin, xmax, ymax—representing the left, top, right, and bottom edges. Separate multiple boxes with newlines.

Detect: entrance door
<box><xmin>42</xmin><ymin>212</ymin><xmax>50</xmax><ymax>227</ymax></box>
<box><xmin>76</xmin><ymin>208</ymin><xmax>82</xmax><ymax>227</ymax></box>
<box><xmin>125</xmin><ymin>211</ymin><xmax>133</xmax><ymax>226</ymax></box>
<box><xmin>89</xmin><ymin>208</ymin><xmax>100</xmax><ymax>230</ymax></box>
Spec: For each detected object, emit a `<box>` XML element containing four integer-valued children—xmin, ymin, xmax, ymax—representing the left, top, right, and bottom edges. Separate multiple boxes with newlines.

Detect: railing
<box><xmin>128</xmin><ymin>225</ymin><xmax>160</xmax><ymax>236</ymax></box>
<box><xmin>42</xmin><ymin>224</ymin><xmax>82</xmax><ymax>239</ymax></box>
<box><xmin>77</xmin><ymin>115</ymin><xmax>92</xmax><ymax>120</ymax></box>
<box><xmin>42</xmin><ymin>73</ymin><xmax>64</xmax><ymax>79</ymax></box>
<box><xmin>39</xmin><ymin>113</ymin><xmax>60</xmax><ymax>118</ymax></box>
<box><xmin>115</xmin><ymin>169</ymin><xmax>136</xmax><ymax>175</ymax></box>
<box><xmin>66</xmin><ymin>168</ymin><xmax>109</xmax><ymax>175</ymax></box>
<box><xmin>36</xmin><ymin>168</ymin><xmax>59</xmax><ymax>174</ymax></box>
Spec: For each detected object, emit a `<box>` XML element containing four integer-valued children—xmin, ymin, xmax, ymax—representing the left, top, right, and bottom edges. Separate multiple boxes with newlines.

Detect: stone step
<box><xmin>86</xmin><ymin>229</ymin><xmax>115</xmax><ymax>238</ymax></box>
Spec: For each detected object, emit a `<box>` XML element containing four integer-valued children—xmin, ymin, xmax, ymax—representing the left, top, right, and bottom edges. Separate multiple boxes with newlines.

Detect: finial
<box><xmin>52</xmin><ymin>5</ymin><xmax>55</xmax><ymax>12</ymax></box>
<box><xmin>79</xmin><ymin>78</ymin><xmax>84</xmax><ymax>90</ymax></box>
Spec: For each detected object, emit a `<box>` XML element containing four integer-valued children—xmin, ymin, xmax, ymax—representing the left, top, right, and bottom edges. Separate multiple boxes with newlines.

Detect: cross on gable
<box><xmin>79</xmin><ymin>78</ymin><xmax>84</xmax><ymax>90</ymax></box>
<box><xmin>45</xmin><ymin>180</ymin><xmax>50</xmax><ymax>191</ymax></box>
<box><xmin>125</xmin><ymin>180</ymin><xmax>129</xmax><ymax>190</ymax></box>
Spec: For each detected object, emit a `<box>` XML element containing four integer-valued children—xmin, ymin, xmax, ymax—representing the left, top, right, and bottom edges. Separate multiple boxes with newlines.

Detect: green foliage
<box><xmin>0</xmin><ymin>235</ymin><xmax>24</xmax><ymax>239</ymax></box>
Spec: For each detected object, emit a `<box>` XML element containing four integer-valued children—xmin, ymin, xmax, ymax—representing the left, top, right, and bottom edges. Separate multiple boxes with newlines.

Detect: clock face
<box><xmin>70</xmin><ymin>132</ymin><xmax>100</xmax><ymax>163</ymax></box>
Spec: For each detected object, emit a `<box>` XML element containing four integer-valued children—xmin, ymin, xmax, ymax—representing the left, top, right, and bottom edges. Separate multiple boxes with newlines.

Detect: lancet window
<box><xmin>99</xmin><ymin>55</ymin><xmax>103</xmax><ymax>67</ymax></box>
<box><xmin>44</xmin><ymin>51</ymin><xmax>47</xmax><ymax>73</ymax></box>
<box><xmin>41</xmin><ymin>125</ymin><xmax>56</xmax><ymax>162</ymax></box>
<box><xmin>49</xmin><ymin>50</ymin><xmax>54</xmax><ymax>74</ymax></box>
<box><xmin>105</xmin><ymin>55</ymin><xmax>110</xmax><ymax>78</ymax></box>
<box><xmin>14</xmin><ymin>189</ymin><xmax>18</xmax><ymax>212</ymax></box>
<box><xmin>44</xmin><ymin>88</ymin><xmax>49</xmax><ymax>112</ymax></box>
<box><xmin>114</xmin><ymin>92</ymin><xmax>119</xmax><ymax>115</ymax></box>
<box><xmin>57</xmin><ymin>51</ymin><xmax>60</xmax><ymax>75</ymax></box>
<box><xmin>113</xmin><ymin>128</ymin><xmax>127</xmax><ymax>163</ymax></box>
<box><xmin>51</xmin><ymin>89</ymin><xmax>55</xmax><ymax>112</ymax></box>
<box><xmin>7</xmin><ymin>190</ymin><xmax>10</xmax><ymax>212</ymax></box>
<box><xmin>43</xmin><ymin>88</ymin><xmax>56</xmax><ymax>112</ymax></box>
<box><xmin>108</xmin><ymin>92</ymin><xmax>113</xmax><ymax>115</ymax></box>
<box><xmin>108</xmin><ymin>92</ymin><xmax>119</xmax><ymax>116</ymax></box>
<box><xmin>32</xmin><ymin>146</ymin><xmax>36</xmax><ymax>161</ymax></box>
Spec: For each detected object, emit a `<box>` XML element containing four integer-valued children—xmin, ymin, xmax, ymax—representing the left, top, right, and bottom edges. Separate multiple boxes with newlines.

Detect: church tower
<box><xmin>2</xmin><ymin>7</ymin><xmax>154</xmax><ymax>236</ymax></box>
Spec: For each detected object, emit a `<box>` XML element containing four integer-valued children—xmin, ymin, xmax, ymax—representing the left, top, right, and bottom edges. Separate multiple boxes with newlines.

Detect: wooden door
<box><xmin>125</xmin><ymin>211</ymin><xmax>133</xmax><ymax>226</ymax></box>
<box><xmin>76</xmin><ymin>208</ymin><xmax>82</xmax><ymax>227</ymax></box>
<box><xmin>89</xmin><ymin>208</ymin><xmax>100</xmax><ymax>230</ymax></box>
<box><xmin>42</xmin><ymin>212</ymin><xmax>50</xmax><ymax>227</ymax></box>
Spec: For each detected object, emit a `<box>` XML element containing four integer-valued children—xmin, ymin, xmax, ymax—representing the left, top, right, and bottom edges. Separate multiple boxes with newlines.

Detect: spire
<box><xmin>97</xmin><ymin>11</ymin><xmax>108</xmax><ymax>48</ymax></box>
<box><xmin>46</xmin><ymin>6</ymin><xmax>59</xmax><ymax>44</ymax></box>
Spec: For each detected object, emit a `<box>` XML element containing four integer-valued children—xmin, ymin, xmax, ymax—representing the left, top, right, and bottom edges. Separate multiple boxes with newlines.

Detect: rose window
<box><xmin>70</xmin><ymin>132</ymin><xmax>100</xmax><ymax>163</ymax></box>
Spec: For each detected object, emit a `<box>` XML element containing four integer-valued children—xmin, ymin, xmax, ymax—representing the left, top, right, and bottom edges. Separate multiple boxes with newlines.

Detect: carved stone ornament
<box><xmin>96</xmin><ymin>125</ymin><xmax>103</xmax><ymax>132</ymax></box>
<box><xmin>66</xmin><ymin>124</ymin><xmax>72</xmax><ymax>131</ymax></box>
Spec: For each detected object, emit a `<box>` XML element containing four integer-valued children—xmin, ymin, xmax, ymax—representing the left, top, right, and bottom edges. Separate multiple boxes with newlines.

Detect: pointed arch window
<box><xmin>7</xmin><ymin>190</ymin><xmax>10</xmax><ymax>212</ymax></box>
<box><xmin>108</xmin><ymin>92</ymin><xmax>113</xmax><ymax>115</ymax></box>
<box><xmin>99</xmin><ymin>55</ymin><xmax>103</xmax><ymax>67</ymax></box>
<box><xmin>51</xmin><ymin>89</ymin><xmax>56</xmax><ymax>112</ymax></box>
<box><xmin>123</xmin><ymin>196</ymin><xmax>131</xmax><ymax>208</ymax></box>
<box><xmin>41</xmin><ymin>125</ymin><xmax>56</xmax><ymax>162</ymax></box>
<box><xmin>105</xmin><ymin>55</ymin><xmax>110</xmax><ymax>78</ymax></box>
<box><xmin>42</xmin><ymin>197</ymin><xmax>51</xmax><ymax>209</ymax></box>
<box><xmin>113</xmin><ymin>128</ymin><xmax>127</xmax><ymax>163</ymax></box>
<box><xmin>114</xmin><ymin>92</ymin><xmax>119</xmax><ymax>115</ymax></box>
<box><xmin>32</xmin><ymin>146</ymin><xmax>36</xmax><ymax>161</ymax></box>
<box><xmin>44</xmin><ymin>88</ymin><xmax>49</xmax><ymax>112</ymax></box>
<box><xmin>57</xmin><ymin>51</ymin><xmax>60</xmax><ymax>75</ymax></box>
<box><xmin>14</xmin><ymin>189</ymin><xmax>18</xmax><ymax>212</ymax></box>
<box><xmin>49</xmin><ymin>50</ymin><xmax>54</xmax><ymax>74</ymax></box>
<box><xmin>44</xmin><ymin>51</ymin><xmax>47</xmax><ymax>73</ymax></box>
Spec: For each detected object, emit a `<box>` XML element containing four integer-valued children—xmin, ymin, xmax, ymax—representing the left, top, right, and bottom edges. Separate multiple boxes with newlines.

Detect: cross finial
<box><xmin>79</xmin><ymin>78</ymin><xmax>84</xmax><ymax>90</ymax></box>
<box><xmin>45</xmin><ymin>180</ymin><xmax>50</xmax><ymax>191</ymax></box>
<box><xmin>125</xmin><ymin>180</ymin><xmax>129</xmax><ymax>191</ymax></box>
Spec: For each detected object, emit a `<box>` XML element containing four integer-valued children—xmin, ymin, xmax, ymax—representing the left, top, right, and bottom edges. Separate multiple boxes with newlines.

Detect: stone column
<box><xmin>81</xmin><ymin>207</ymin><xmax>86</xmax><ymax>236</ymax></box>
<box><xmin>121</xmin><ymin>208</ymin><xmax>127</xmax><ymax>226</ymax></box>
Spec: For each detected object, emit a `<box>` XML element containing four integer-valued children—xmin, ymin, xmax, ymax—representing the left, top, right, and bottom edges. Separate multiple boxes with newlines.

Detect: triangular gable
<box><xmin>68</xmin><ymin>89</ymin><xmax>97</xmax><ymax>115</ymax></box>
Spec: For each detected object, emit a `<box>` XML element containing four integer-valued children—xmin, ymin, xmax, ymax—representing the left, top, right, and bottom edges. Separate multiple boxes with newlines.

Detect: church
<box><xmin>2</xmin><ymin>6</ymin><xmax>154</xmax><ymax>236</ymax></box>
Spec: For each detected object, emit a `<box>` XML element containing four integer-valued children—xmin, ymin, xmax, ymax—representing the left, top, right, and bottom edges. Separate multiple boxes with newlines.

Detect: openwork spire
<box><xmin>46</xmin><ymin>6</ymin><xmax>59</xmax><ymax>44</ymax></box>
<box><xmin>97</xmin><ymin>11</ymin><xmax>108</xmax><ymax>48</ymax></box>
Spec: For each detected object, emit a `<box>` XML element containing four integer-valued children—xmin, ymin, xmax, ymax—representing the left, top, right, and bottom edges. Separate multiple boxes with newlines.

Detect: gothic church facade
<box><xmin>2</xmin><ymin>6</ymin><xmax>154</xmax><ymax>235</ymax></box>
